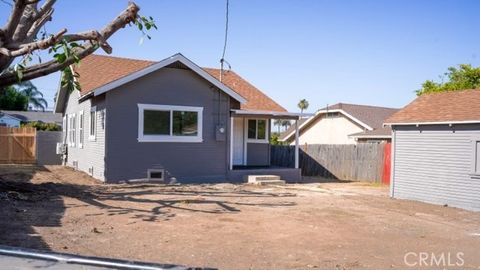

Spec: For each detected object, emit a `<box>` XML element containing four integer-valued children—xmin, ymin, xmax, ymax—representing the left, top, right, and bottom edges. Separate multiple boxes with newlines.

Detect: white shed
<box><xmin>385</xmin><ymin>89</ymin><xmax>480</xmax><ymax>211</ymax></box>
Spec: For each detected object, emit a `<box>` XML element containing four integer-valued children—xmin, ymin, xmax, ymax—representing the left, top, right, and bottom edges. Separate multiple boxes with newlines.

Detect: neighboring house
<box><xmin>0</xmin><ymin>112</ymin><xmax>22</xmax><ymax>127</ymax></box>
<box><xmin>54</xmin><ymin>54</ymin><xmax>301</xmax><ymax>183</ymax></box>
<box><xmin>385</xmin><ymin>89</ymin><xmax>480</xmax><ymax>211</ymax></box>
<box><xmin>280</xmin><ymin>103</ymin><xmax>398</xmax><ymax>144</ymax></box>
<box><xmin>0</xmin><ymin>110</ymin><xmax>62</xmax><ymax>127</ymax></box>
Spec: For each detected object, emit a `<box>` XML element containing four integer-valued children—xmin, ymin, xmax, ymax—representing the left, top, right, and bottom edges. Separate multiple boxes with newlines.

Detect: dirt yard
<box><xmin>0</xmin><ymin>165</ymin><xmax>479</xmax><ymax>269</ymax></box>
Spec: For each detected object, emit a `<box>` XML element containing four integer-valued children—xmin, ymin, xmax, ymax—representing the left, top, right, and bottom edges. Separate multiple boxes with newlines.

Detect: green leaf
<box><xmin>16</xmin><ymin>69</ymin><xmax>23</xmax><ymax>81</ymax></box>
<box><xmin>55</xmin><ymin>53</ymin><xmax>67</xmax><ymax>63</ymax></box>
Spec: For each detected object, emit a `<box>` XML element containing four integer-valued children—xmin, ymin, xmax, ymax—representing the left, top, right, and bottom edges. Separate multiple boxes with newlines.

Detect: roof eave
<box><xmin>90</xmin><ymin>53</ymin><xmax>247</xmax><ymax>104</ymax></box>
<box><xmin>384</xmin><ymin>120</ymin><xmax>480</xmax><ymax>127</ymax></box>
<box><xmin>349</xmin><ymin>135</ymin><xmax>392</xmax><ymax>139</ymax></box>
<box><xmin>231</xmin><ymin>109</ymin><xmax>311</xmax><ymax>120</ymax></box>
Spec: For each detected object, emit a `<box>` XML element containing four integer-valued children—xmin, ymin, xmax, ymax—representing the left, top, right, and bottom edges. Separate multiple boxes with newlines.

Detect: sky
<box><xmin>2</xmin><ymin>0</ymin><xmax>480</xmax><ymax>112</ymax></box>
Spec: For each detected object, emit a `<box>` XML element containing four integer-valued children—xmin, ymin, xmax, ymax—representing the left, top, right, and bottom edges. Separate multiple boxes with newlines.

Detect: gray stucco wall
<box><xmin>105</xmin><ymin>67</ymin><xmax>232</xmax><ymax>183</ymax></box>
<box><xmin>392</xmin><ymin>124</ymin><xmax>480</xmax><ymax>211</ymax></box>
<box><xmin>64</xmin><ymin>90</ymin><xmax>106</xmax><ymax>181</ymax></box>
<box><xmin>36</xmin><ymin>131</ymin><xmax>62</xmax><ymax>165</ymax></box>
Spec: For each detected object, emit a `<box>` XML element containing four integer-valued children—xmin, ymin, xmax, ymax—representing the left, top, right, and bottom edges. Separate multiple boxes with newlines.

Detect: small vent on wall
<box><xmin>148</xmin><ymin>169</ymin><xmax>165</xmax><ymax>181</ymax></box>
<box><xmin>88</xmin><ymin>166</ymin><xmax>94</xmax><ymax>176</ymax></box>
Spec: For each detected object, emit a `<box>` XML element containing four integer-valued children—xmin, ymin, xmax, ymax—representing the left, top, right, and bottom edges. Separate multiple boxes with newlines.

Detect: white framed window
<box><xmin>62</xmin><ymin>116</ymin><xmax>67</xmax><ymax>142</ymax></box>
<box><xmin>472</xmin><ymin>137</ymin><xmax>480</xmax><ymax>176</ymax></box>
<box><xmin>138</xmin><ymin>104</ymin><xmax>203</xmax><ymax>143</ymax></box>
<box><xmin>246</xmin><ymin>118</ymin><xmax>268</xmax><ymax>142</ymax></box>
<box><xmin>78</xmin><ymin>111</ymin><xmax>84</xmax><ymax>148</ymax></box>
<box><xmin>68</xmin><ymin>114</ymin><xmax>76</xmax><ymax>147</ymax></box>
<box><xmin>89</xmin><ymin>107</ymin><xmax>96</xmax><ymax>141</ymax></box>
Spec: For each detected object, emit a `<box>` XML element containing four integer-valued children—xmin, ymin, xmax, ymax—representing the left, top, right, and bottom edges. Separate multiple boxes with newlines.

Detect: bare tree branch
<box><xmin>3</xmin><ymin>29</ymin><xmax>113</xmax><ymax>56</ymax></box>
<box><xmin>25</xmin><ymin>7</ymin><xmax>54</xmax><ymax>41</ymax></box>
<box><xmin>0</xmin><ymin>28</ymin><xmax>66</xmax><ymax>57</ymax></box>
<box><xmin>3</xmin><ymin>0</ymin><xmax>35</xmax><ymax>40</ymax></box>
<box><xmin>0</xmin><ymin>2</ymin><xmax>141</xmax><ymax>87</ymax></box>
<box><xmin>34</xmin><ymin>0</ymin><xmax>55</xmax><ymax>21</ymax></box>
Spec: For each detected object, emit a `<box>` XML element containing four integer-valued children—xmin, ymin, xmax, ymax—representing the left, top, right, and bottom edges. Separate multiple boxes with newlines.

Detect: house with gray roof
<box><xmin>280</xmin><ymin>103</ymin><xmax>398</xmax><ymax>144</ymax></box>
<box><xmin>0</xmin><ymin>110</ymin><xmax>62</xmax><ymax>127</ymax></box>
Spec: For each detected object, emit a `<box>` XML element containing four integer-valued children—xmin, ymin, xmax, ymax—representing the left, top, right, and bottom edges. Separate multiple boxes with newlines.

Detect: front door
<box><xmin>232</xmin><ymin>118</ymin><xmax>244</xmax><ymax>165</ymax></box>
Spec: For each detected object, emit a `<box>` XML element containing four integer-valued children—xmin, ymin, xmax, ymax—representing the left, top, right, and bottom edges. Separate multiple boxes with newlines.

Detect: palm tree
<box><xmin>16</xmin><ymin>81</ymin><xmax>48</xmax><ymax>111</ymax></box>
<box><xmin>281</xmin><ymin>120</ymin><xmax>291</xmax><ymax>131</ymax></box>
<box><xmin>297</xmin><ymin>99</ymin><xmax>309</xmax><ymax>114</ymax></box>
<box><xmin>273</xmin><ymin>119</ymin><xmax>282</xmax><ymax>134</ymax></box>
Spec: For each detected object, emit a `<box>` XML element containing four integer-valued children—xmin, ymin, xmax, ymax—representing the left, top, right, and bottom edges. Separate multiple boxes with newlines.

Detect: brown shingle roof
<box><xmin>203</xmin><ymin>68</ymin><xmax>286</xmax><ymax>112</ymax></box>
<box><xmin>385</xmin><ymin>89</ymin><xmax>480</xmax><ymax>124</ymax></box>
<box><xmin>75</xmin><ymin>55</ymin><xmax>155</xmax><ymax>96</ymax></box>
<box><xmin>74</xmin><ymin>54</ymin><xmax>286</xmax><ymax>112</ymax></box>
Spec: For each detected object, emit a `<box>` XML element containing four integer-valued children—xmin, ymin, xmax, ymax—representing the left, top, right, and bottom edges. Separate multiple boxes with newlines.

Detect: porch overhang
<box><xmin>230</xmin><ymin>109</ymin><xmax>305</xmax><ymax>120</ymax></box>
<box><xmin>229</xmin><ymin>109</ymin><xmax>306</xmax><ymax>173</ymax></box>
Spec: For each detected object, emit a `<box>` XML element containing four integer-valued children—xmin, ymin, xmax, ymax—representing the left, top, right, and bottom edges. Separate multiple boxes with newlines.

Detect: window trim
<box><xmin>89</xmin><ymin>106</ymin><xmax>96</xmax><ymax>141</ymax></box>
<box><xmin>246</xmin><ymin>118</ymin><xmax>269</xmax><ymax>143</ymax></box>
<box><xmin>68</xmin><ymin>114</ymin><xmax>76</xmax><ymax>147</ymax></box>
<box><xmin>78</xmin><ymin>110</ymin><xmax>84</xmax><ymax>148</ymax></box>
<box><xmin>472</xmin><ymin>136</ymin><xmax>480</xmax><ymax>176</ymax></box>
<box><xmin>138</xmin><ymin>104</ymin><xmax>203</xmax><ymax>143</ymax></box>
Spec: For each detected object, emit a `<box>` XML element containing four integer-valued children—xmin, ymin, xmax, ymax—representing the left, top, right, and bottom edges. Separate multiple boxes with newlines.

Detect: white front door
<box><xmin>232</xmin><ymin>118</ymin><xmax>244</xmax><ymax>165</ymax></box>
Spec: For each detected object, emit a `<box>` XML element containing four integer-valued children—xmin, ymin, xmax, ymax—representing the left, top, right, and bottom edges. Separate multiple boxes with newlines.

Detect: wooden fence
<box><xmin>0</xmin><ymin>127</ymin><xmax>36</xmax><ymax>164</ymax></box>
<box><xmin>271</xmin><ymin>143</ymin><xmax>388</xmax><ymax>182</ymax></box>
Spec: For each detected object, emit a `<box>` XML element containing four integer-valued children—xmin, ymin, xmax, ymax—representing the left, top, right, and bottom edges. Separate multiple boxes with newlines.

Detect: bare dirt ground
<box><xmin>0</xmin><ymin>165</ymin><xmax>479</xmax><ymax>270</ymax></box>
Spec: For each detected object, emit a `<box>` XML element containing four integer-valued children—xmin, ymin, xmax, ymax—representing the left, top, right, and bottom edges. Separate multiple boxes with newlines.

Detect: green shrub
<box><xmin>21</xmin><ymin>121</ymin><xmax>61</xmax><ymax>131</ymax></box>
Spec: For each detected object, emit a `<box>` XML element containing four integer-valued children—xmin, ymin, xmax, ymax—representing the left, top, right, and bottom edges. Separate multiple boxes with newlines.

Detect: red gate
<box><xmin>382</xmin><ymin>142</ymin><xmax>391</xmax><ymax>185</ymax></box>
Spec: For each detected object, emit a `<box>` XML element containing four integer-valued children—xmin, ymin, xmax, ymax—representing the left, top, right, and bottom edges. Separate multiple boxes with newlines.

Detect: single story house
<box><xmin>54</xmin><ymin>53</ymin><xmax>302</xmax><ymax>183</ymax></box>
<box><xmin>0</xmin><ymin>112</ymin><xmax>22</xmax><ymax>127</ymax></box>
<box><xmin>0</xmin><ymin>110</ymin><xmax>62</xmax><ymax>127</ymax></box>
<box><xmin>385</xmin><ymin>89</ymin><xmax>480</xmax><ymax>211</ymax></box>
<box><xmin>280</xmin><ymin>103</ymin><xmax>398</xmax><ymax>144</ymax></box>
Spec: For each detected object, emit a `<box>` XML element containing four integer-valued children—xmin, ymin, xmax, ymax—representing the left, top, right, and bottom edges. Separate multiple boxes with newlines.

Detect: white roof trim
<box><xmin>92</xmin><ymin>53</ymin><xmax>246</xmax><ymax>103</ymax></box>
<box><xmin>385</xmin><ymin>120</ymin><xmax>480</xmax><ymax>127</ymax></box>
<box><xmin>349</xmin><ymin>134</ymin><xmax>392</xmax><ymax>139</ymax></box>
<box><xmin>231</xmin><ymin>109</ymin><xmax>310</xmax><ymax>119</ymax></box>
<box><xmin>280</xmin><ymin>108</ymin><xmax>373</xmax><ymax>141</ymax></box>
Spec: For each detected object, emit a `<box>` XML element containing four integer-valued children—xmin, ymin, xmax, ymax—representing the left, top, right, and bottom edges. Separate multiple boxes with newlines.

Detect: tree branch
<box><xmin>0</xmin><ymin>2</ymin><xmax>140</xmax><ymax>87</ymax></box>
<box><xmin>0</xmin><ymin>28</ymin><xmax>66</xmax><ymax>57</ymax></box>
<box><xmin>25</xmin><ymin>7</ymin><xmax>54</xmax><ymax>41</ymax></box>
<box><xmin>3</xmin><ymin>0</ymin><xmax>29</xmax><ymax>40</ymax></box>
<box><xmin>34</xmin><ymin>0</ymin><xmax>55</xmax><ymax>21</ymax></box>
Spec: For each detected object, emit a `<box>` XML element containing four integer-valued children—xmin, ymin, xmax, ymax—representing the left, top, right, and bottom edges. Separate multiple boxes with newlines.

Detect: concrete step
<box><xmin>246</xmin><ymin>175</ymin><xmax>281</xmax><ymax>183</ymax></box>
<box><xmin>255</xmin><ymin>179</ymin><xmax>286</xmax><ymax>186</ymax></box>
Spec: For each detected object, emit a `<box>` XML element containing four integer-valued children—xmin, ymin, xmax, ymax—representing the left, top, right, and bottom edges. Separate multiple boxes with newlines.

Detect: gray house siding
<box><xmin>105</xmin><ymin>68</ymin><xmax>232</xmax><ymax>183</ymax></box>
<box><xmin>246</xmin><ymin>143</ymin><xmax>270</xmax><ymax>166</ymax></box>
<box><xmin>64</xmin><ymin>90</ymin><xmax>106</xmax><ymax>181</ymax></box>
<box><xmin>392</xmin><ymin>124</ymin><xmax>480</xmax><ymax>211</ymax></box>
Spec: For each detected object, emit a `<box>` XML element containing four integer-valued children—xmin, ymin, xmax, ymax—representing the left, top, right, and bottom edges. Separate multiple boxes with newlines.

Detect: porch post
<box><xmin>229</xmin><ymin>116</ymin><xmax>234</xmax><ymax>170</ymax></box>
<box><xmin>294</xmin><ymin>119</ymin><xmax>299</xmax><ymax>169</ymax></box>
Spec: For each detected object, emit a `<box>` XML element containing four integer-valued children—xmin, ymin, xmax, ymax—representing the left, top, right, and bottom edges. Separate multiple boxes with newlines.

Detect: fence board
<box><xmin>0</xmin><ymin>127</ymin><xmax>36</xmax><ymax>164</ymax></box>
<box><xmin>271</xmin><ymin>143</ymin><xmax>386</xmax><ymax>182</ymax></box>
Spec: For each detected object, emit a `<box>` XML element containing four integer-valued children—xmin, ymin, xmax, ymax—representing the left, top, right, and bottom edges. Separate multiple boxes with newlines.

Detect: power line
<box><xmin>220</xmin><ymin>0</ymin><xmax>230</xmax><ymax>82</ymax></box>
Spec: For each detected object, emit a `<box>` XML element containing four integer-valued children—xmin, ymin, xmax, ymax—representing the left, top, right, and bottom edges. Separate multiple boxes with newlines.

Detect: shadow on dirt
<box><xmin>0</xmin><ymin>166</ymin><xmax>64</xmax><ymax>251</ymax></box>
<box><xmin>0</xmin><ymin>165</ymin><xmax>297</xmax><ymax>250</ymax></box>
